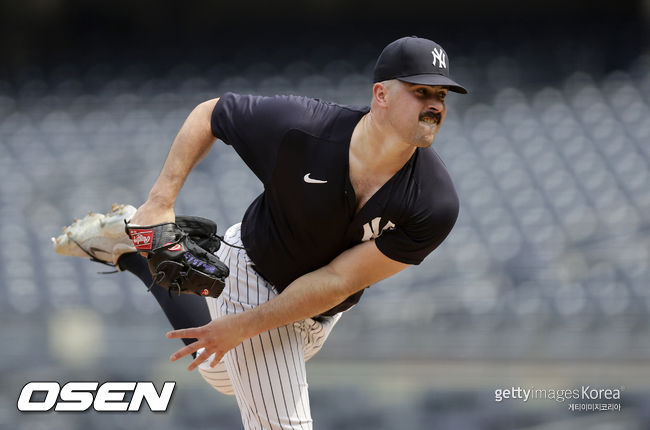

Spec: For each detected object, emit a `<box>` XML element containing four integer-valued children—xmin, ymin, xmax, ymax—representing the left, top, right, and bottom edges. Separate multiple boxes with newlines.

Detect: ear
<box><xmin>372</xmin><ymin>82</ymin><xmax>390</xmax><ymax>107</ymax></box>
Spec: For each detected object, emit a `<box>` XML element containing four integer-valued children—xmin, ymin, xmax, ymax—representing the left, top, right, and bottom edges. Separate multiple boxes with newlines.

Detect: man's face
<box><xmin>385</xmin><ymin>81</ymin><xmax>448</xmax><ymax>147</ymax></box>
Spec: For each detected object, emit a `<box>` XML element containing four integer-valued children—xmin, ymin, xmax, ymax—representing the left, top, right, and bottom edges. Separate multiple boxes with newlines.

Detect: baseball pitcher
<box><xmin>53</xmin><ymin>36</ymin><xmax>467</xmax><ymax>429</ymax></box>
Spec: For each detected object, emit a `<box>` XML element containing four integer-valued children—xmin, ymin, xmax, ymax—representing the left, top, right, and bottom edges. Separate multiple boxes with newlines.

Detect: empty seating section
<box><xmin>0</xmin><ymin>50</ymin><xmax>648</xmax><ymax>356</ymax></box>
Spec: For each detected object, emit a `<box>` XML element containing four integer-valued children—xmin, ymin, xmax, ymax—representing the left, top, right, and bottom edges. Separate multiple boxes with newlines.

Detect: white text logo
<box><xmin>361</xmin><ymin>217</ymin><xmax>396</xmax><ymax>241</ymax></box>
<box><xmin>17</xmin><ymin>381</ymin><xmax>176</xmax><ymax>412</ymax></box>
<box><xmin>432</xmin><ymin>48</ymin><xmax>447</xmax><ymax>69</ymax></box>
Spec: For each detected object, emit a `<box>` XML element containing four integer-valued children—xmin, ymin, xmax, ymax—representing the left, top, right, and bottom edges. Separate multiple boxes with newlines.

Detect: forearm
<box><xmin>235</xmin><ymin>266</ymin><xmax>358</xmax><ymax>339</ymax></box>
<box><xmin>166</xmin><ymin>266</ymin><xmax>361</xmax><ymax>370</ymax></box>
<box><xmin>147</xmin><ymin>99</ymin><xmax>219</xmax><ymax>208</ymax></box>
<box><xmin>230</xmin><ymin>241</ymin><xmax>409</xmax><ymax>340</ymax></box>
<box><xmin>165</xmin><ymin>241</ymin><xmax>409</xmax><ymax>369</ymax></box>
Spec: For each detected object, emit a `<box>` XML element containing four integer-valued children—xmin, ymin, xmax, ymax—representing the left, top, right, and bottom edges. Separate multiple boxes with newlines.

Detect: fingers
<box><xmin>210</xmin><ymin>354</ymin><xmax>220</xmax><ymax>368</ymax></box>
<box><xmin>188</xmin><ymin>349</ymin><xmax>221</xmax><ymax>371</ymax></box>
<box><xmin>165</xmin><ymin>320</ymin><xmax>229</xmax><ymax>371</ymax></box>
<box><xmin>167</xmin><ymin>327</ymin><xmax>200</xmax><ymax>339</ymax></box>
<box><xmin>169</xmin><ymin>342</ymin><xmax>203</xmax><ymax>363</ymax></box>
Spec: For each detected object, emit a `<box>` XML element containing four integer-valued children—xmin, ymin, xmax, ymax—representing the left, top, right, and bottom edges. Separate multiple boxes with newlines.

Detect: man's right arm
<box><xmin>129</xmin><ymin>98</ymin><xmax>220</xmax><ymax>226</ymax></box>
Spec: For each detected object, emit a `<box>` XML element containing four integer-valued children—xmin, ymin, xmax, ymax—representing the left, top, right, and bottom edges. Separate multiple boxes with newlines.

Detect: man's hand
<box><xmin>129</xmin><ymin>200</ymin><xmax>175</xmax><ymax>227</ymax></box>
<box><xmin>166</xmin><ymin>314</ymin><xmax>246</xmax><ymax>371</ymax></box>
<box><xmin>164</xmin><ymin>240</ymin><xmax>410</xmax><ymax>371</ymax></box>
<box><xmin>127</xmin><ymin>200</ymin><xmax>176</xmax><ymax>257</ymax></box>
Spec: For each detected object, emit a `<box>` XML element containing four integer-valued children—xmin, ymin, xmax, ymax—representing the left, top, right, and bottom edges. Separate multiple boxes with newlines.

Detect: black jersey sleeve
<box><xmin>211</xmin><ymin>92</ymin><xmax>308</xmax><ymax>184</ymax></box>
<box><xmin>375</xmin><ymin>188</ymin><xmax>459</xmax><ymax>265</ymax></box>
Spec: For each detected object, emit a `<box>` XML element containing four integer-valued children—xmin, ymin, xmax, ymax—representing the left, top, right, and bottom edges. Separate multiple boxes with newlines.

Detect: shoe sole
<box><xmin>52</xmin><ymin>204</ymin><xmax>137</xmax><ymax>258</ymax></box>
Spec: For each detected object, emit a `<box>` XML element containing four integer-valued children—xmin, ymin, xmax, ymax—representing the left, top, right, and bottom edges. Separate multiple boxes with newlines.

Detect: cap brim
<box><xmin>398</xmin><ymin>74</ymin><xmax>468</xmax><ymax>94</ymax></box>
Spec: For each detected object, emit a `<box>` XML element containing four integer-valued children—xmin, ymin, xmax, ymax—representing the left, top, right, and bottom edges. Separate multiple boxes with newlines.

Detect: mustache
<box><xmin>419</xmin><ymin>111</ymin><xmax>441</xmax><ymax>123</ymax></box>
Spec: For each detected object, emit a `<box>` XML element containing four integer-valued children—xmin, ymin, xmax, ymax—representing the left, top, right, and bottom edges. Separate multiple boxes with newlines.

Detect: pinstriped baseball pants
<box><xmin>197</xmin><ymin>223</ymin><xmax>342</xmax><ymax>430</ymax></box>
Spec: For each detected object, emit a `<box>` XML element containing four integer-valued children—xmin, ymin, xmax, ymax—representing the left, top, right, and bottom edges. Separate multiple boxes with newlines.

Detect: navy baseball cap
<box><xmin>373</xmin><ymin>36</ymin><xmax>468</xmax><ymax>94</ymax></box>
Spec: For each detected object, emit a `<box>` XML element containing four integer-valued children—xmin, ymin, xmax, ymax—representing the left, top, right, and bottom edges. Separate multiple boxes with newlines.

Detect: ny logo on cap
<box><xmin>432</xmin><ymin>48</ymin><xmax>447</xmax><ymax>69</ymax></box>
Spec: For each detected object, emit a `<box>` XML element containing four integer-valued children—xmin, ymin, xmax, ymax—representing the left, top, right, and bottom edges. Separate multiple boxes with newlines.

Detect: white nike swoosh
<box><xmin>303</xmin><ymin>173</ymin><xmax>328</xmax><ymax>184</ymax></box>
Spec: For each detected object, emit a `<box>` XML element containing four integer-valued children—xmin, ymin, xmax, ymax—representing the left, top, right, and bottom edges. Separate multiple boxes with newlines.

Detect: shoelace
<box><xmin>68</xmin><ymin>235</ymin><xmax>119</xmax><ymax>274</ymax></box>
<box><xmin>148</xmin><ymin>270</ymin><xmax>185</xmax><ymax>297</ymax></box>
<box><xmin>216</xmin><ymin>234</ymin><xmax>245</xmax><ymax>250</ymax></box>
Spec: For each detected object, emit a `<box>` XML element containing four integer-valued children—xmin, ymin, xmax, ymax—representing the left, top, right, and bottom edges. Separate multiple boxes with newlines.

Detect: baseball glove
<box><xmin>125</xmin><ymin>216</ymin><xmax>229</xmax><ymax>297</ymax></box>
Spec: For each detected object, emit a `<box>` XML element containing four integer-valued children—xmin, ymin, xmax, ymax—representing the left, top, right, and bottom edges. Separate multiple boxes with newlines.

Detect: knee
<box><xmin>198</xmin><ymin>367</ymin><xmax>235</xmax><ymax>396</ymax></box>
<box><xmin>196</xmin><ymin>351</ymin><xmax>235</xmax><ymax>396</ymax></box>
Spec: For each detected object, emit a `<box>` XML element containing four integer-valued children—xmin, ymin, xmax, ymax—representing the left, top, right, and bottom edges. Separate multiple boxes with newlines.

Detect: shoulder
<box><xmin>370</xmin><ymin>148</ymin><xmax>460</xmax><ymax>264</ymax></box>
<box><xmin>215</xmin><ymin>92</ymin><xmax>314</xmax><ymax>118</ymax></box>
<box><xmin>216</xmin><ymin>92</ymin><xmax>366</xmax><ymax>118</ymax></box>
<box><xmin>215</xmin><ymin>92</ymin><xmax>368</xmax><ymax>137</ymax></box>
<box><xmin>411</xmin><ymin>148</ymin><xmax>459</xmax><ymax>223</ymax></box>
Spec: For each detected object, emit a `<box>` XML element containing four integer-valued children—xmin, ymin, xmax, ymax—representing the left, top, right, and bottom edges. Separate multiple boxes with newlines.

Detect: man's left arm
<box><xmin>166</xmin><ymin>240</ymin><xmax>409</xmax><ymax>370</ymax></box>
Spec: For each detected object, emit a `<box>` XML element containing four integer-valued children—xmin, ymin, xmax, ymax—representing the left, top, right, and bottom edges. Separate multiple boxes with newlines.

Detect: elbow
<box><xmin>197</xmin><ymin>97</ymin><xmax>219</xmax><ymax>113</ymax></box>
<box><xmin>195</xmin><ymin>98</ymin><xmax>220</xmax><ymax>124</ymax></box>
<box><xmin>187</xmin><ymin>98</ymin><xmax>220</xmax><ymax>146</ymax></box>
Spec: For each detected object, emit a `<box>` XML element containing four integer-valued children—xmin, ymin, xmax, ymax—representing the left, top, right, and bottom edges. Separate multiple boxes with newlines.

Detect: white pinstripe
<box><xmin>197</xmin><ymin>223</ymin><xmax>342</xmax><ymax>430</ymax></box>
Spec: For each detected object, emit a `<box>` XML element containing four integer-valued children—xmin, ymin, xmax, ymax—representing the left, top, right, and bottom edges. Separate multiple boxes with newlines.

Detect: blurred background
<box><xmin>1</xmin><ymin>0</ymin><xmax>649</xmax><ymax>429</ymax></box>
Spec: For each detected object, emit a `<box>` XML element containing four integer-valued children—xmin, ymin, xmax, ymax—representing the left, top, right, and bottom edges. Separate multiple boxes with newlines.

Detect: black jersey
<box><xmin>211</xmin><ymin>93</ymin><xmax>459</xmax><ymax>314</ymax></box>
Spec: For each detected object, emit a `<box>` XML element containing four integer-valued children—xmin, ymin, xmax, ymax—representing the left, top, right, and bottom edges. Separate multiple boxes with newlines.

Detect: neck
<box><xmin>350</xmin><ymin>112</ymin><xmax>417</xmax><ymax>176</ymax></box>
